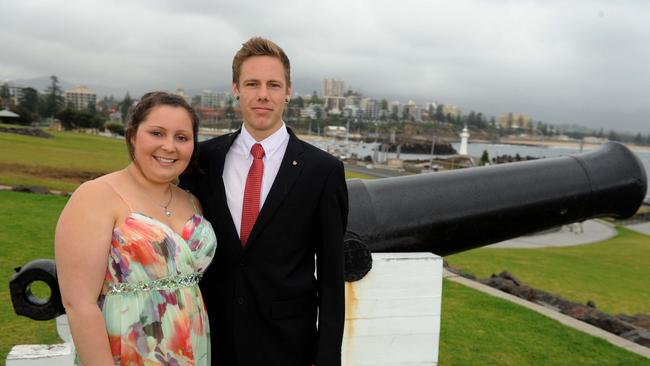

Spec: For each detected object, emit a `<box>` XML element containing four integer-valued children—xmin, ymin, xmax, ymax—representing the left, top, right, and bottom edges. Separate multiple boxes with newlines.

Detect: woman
<box><xmin>55</xmin><ymin>92</ymin><xmax>216</xmax><ymax>365</ymax></box>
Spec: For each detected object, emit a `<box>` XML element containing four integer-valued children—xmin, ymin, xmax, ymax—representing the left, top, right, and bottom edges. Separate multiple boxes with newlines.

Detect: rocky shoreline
<box><xmin>0</xmin><ymin>126</ymin><xmax>53</xmax><ymax>138</ymax></box>
<box><xmin>446</xmin><ymin>265</ymin><xmax>650</xmax><ymax>348</ymax></box>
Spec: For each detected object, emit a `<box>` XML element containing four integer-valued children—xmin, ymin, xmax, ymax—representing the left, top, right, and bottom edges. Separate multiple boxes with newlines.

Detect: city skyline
<box><xmin>2</xmin><ymin>1</ymin><xmax>649</xmax><ymax>133</ymax></box>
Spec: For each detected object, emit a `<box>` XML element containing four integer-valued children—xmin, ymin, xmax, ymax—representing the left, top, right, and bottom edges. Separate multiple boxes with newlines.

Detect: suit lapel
<box><xmin>245</xmin><ymin>130</ymin><xmax>304</xmax><ymax>249</ymax></box>
<box><xmin>209</xmin><ymin>130</ymin><xmax>242</xmax><ymax>249</ymax></box>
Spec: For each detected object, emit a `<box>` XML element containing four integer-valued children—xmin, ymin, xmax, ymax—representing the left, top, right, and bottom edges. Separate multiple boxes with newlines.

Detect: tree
<box><xmin>292</xmin><ymin>96</ymin><xmax>304</xmax><ymax>109</ymax></box>
<box><xmin>435</xmin><ymin>104</ymin><xmax>445</xmax><ymax>122</ymax></box>
<box><xmin>380</xmin><ymin>99</ymin><xmax>388</xmax><ymax>111</ymax></box>
<box><xmin>310</xmin><ymin>91</ymin><xmax>323</xmax><ymax>105</ymax></box>
<box><xmin>56</xmin><ymin>108</ymin><xmax>78</xmax><ymax>130</ymax></box>
<box><xmin>10</xmin><ymin>105</ymin><xmax>35</xmax><ymax>125</ymax></box>
<box><xmin>56</xmin><ymin>108</ymin><xmax>104</xmax><ymax>130</ymax></box>
<box><xmin>120</xmin><ymin>92</ymin><xmax>133</xmax><ymax>122</ymax></box>
<box><xmin>426</xmin><ymin>104</ymin><xmax>433</xmax><ymax>122</ymax></box>
<box><xmin>474</xmin><ymin>112</ymin><xmax>484</xmax><ymax>128</ymax></box>
<box><xmin>105</xmin><ymin>121</ymin><xmax>125</xmax><ymax>136</ymax></box>
<box><xmin>19</xmin><ymin>87</ymin><xmax>39</xmax><ymax>115</ymax></box>
<box><xmin>480</xmin><ymin>149</ymin><xmax>490</xmax><ymax>166</ymax></box>
<box><xmin>607</xmin><ymin>130</ymin><xmax>619</xmax><ymax>142</ymax></box>
<box><xmin>87</xmin><ymin>101</ymin><xmax>97</xmax><ymax>113</ymax></box>
<box><xmin>42</xmin><ymin>75</ymin><xmax>65</xmax><ymax>117</ymax></box>
<box><xmin>467</xmin><ymin>111</ymin><xmax>476</xmax><ymax>127</ymax></box>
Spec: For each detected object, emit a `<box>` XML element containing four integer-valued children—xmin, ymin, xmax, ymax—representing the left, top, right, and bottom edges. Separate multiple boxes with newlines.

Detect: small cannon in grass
<box><xmin>10</xmin><ymin>142</ymin><xmax>647</xmax><ymax>319</ymax></box>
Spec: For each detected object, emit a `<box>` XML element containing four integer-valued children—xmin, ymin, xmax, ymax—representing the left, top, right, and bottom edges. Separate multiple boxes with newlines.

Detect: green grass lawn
<box><xmin>445</xmin><ymin>226</ymin><xmax>650</xmax><ymax>314</ymax></box>
<box><xmin>0</xmin><ymin>129</ymin><xmax>128</xmax><ymax>191</ymax></box>
<box><xmin>0</xmin><ymin>191</ymin><xmax>67</xmax><ymax>361</ymax></box>
<box><xmin>1</xmin><ymin>190</ymin><xmax>648</xmax><ymax>364</ymax></box>
<box><xmin>344</xmin><ymin>170</ymin><xmax>376</xmax><ymax>180</ymax></box>
<box><xmin>439</xmin><ymin>280</ymin><xmax>650</xmax><ymax>365</ymax></box>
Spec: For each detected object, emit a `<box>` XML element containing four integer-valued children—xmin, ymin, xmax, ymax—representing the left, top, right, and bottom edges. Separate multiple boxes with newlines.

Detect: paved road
<box><xmin>626</xmin><ymin>222</ymin><xmax>650</xmax><ymax>236</ymax></box>
<box><xmin>487</xmin><ymin>220</ymin><xmax>618</xmax><ymax>248</ymax></box>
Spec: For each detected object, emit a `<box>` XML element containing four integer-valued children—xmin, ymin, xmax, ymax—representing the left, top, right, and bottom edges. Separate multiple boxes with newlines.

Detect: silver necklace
<box><xmin>127</xmin><ymin>167</ymin><xmax>173</xmax><ymax>217</ymax></box>
<box><xmin>159</xmin><ymin>185</ymin><xmax>174</xmax><ymax>217</ymax></box>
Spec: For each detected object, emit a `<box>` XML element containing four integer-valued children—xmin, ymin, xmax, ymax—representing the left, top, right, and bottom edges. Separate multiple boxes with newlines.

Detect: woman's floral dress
<box><xmin>93</xmin><ymin>212</ymin><xmax>216</xmax><ymax>366</ymax></box>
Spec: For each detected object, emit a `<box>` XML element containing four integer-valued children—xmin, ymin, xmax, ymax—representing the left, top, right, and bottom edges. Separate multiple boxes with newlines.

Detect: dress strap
<box><xmin>101</xmin><ymin>180</ymin><xmax>133</xmax><ymax>212</ymax></box>
<box><xmin>186</xmin><ymin>190</ymin><xmax>199</xmax><ymax>214</ymax></box>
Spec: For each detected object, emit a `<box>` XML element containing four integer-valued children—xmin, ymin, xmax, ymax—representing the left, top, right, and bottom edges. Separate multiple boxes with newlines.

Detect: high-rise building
<box><xmin>2</xmin><ymin>81</ymin><xmax>25</xmax><ymax>104</ymax></box>
<box><xmin>361</xmin><ymin>98</ymin><xmax>380</xmax><ymax>120</ymax></box>
<box><xmin>201</xmin><ymin>90</ymin><xmax>218</xmax><ymax>108</ymax></box>
<box><xmin>345</xmin><ymin>95</ymin><xmax>361</xmax><ymax>108</ymax></box>
<box><xmin>321</xmin><ymin>78</ymin><xmax>344</xmax><ymax>97</ymax></box>
<box><xmin>216</xmin><ymin>92</ymin><xmax>230</xmax><ymax>108</ymax></box>
<box><xmin>442</xmin><ymin>104</ymin><xmax>461</xmax><ymax>119</ymax></box>
<box><xmin>324</xmin><ymin>96</ymin><xmax>346</xmax><ymax>112</ymax></box>
<box><xmin>404</xmin><ymin>100</ymin><xmax>423</xmax><ymax>122</ymax></box>
<box><xmin>498</xmin><ymin>112</ymin><xmax>531</xmax><ymax>129</ymax></box>
<box><xmin>388</xmin><ymin>100</ymin><xmax>402</xmax><ymax>118</ymax></box>
<box><xmin>64</xmin><ymin>86</ymin><xmax>97</xmax><ymax>111</ymax></box>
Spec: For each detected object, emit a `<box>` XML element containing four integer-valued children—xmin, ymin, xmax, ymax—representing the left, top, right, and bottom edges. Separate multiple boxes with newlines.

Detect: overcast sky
<box><xmin>1</xmin><ymin>0</ymin><xmax>649</xmax><ymax>133</ymax></box>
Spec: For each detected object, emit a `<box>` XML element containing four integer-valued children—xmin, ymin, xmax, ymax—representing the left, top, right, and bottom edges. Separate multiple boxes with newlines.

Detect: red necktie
<box><xmin>240</xmin><ymin>143</ymin><xmax>265</xmax><ymax>246</ymax></box>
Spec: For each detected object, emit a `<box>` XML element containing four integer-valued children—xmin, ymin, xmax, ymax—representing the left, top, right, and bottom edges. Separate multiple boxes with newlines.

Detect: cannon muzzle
<box><xmin>10</xmin><ymin>259</ymin><xmax>64</xmax><ymax>320</ymax></box>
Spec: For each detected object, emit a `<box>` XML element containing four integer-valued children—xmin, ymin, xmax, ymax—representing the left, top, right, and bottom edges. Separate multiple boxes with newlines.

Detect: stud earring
<box><xmin>235</xmin><ymin>96</ymin><xmax>240</xmax><ymax>100</ymax></box>
<box><xmin>285</xmin><ymin>98</ymin><xmax>290</xmax><ymax>103</ymax></box>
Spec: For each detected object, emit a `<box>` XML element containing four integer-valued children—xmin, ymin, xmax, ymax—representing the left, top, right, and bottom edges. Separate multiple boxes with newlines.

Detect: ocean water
<box><xmin>314</xmin><ymin>140</ymin><xmax>650</xmax><ymax>201</ymax></box>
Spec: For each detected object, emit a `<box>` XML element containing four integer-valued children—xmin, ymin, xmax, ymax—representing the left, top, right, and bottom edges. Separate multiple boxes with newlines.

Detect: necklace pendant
<box><xmin>165</xmin><ymin>209</ymin><xmax>172</xmax><ymax>217</ymax></box>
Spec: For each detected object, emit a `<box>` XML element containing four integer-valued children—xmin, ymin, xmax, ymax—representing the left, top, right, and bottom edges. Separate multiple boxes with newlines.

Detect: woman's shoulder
<box><xmin>68</xmin><ymin>172</ymin><xmax>124</xmax><ymax>209</ymax></box>
<box><xmin>175</xmin><ymin>186</ymin><xmax>203</xmax><ymax>214</ymax></box>
<box><xmin>57</xmin><ymin>173</ymin><xmax>126</xmax><ymax>233</ymax></box>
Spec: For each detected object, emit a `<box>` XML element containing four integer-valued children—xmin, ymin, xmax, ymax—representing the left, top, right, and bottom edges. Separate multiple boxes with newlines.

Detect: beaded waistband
<box><xmin>106</xmin><ymin>273</ymin><xmax>202</xmax><ymax>295</ymax></box>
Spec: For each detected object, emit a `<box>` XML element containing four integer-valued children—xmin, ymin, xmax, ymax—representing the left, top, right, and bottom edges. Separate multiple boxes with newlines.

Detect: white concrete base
<box><xmin>6</xmin><ymin>344</ymin><xmax>74</xmax><ymax>366</ymax></box>
<box><xmin>6</xmin><ymin>315</ymin><xmax>74</xmax><ymax>366</ymax></box>
<box><xmin>342</xmin><ymin>252</ymin><xmax>443</xmax><ymax>366</ymax></box>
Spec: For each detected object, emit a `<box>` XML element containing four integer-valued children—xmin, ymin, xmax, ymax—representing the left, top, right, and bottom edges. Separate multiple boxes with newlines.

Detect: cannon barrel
<box><xmin>10</xmin><ymin>142</ymin><xmax>647</xmax><ymax>319</ymax></box>
<box><xmin>346</xmin><ymin>142</ymin><xmax>646</xmax><ymax>257</ymax></box>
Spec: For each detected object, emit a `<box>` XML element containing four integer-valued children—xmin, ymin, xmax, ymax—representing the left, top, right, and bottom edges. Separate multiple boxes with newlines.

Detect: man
<box><xmin>180</xmin><ymin>37</ymin><xmax>348</xmax><ymax>365</ymax></box>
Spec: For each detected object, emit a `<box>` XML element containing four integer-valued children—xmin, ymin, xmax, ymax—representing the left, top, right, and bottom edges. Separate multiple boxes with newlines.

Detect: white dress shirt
<box><xmin>223</xmin><ymin>123</ymin><xmax>290</xmax><ymax>237</ymax></box>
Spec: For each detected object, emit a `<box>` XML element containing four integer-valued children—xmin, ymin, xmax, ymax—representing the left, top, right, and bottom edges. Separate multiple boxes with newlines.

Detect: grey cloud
<box><xmin>1</xmin><ymin>0</ymin><xmax>648</xmax><ymax>133</ymax></box>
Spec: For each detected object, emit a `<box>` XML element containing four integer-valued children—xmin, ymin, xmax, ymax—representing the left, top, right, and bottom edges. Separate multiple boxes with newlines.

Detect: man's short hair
<box><xmin>232</xmin><ymin>37</ymin><xmax>291</xmax><ymax>88</ymax></box>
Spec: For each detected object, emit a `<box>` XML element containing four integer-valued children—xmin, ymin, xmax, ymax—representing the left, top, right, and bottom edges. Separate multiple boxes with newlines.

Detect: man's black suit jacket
<box><xmin>180</xmin><ymin>128</ymin><xmax>348</xmax><ymax>366</ymax></box>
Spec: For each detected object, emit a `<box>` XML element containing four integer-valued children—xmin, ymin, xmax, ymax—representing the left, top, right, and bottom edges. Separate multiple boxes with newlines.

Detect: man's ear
<box><xmin>286</xmin><ymin>85</ymin><xmax>292</xmax><ymax>100</ymax></box>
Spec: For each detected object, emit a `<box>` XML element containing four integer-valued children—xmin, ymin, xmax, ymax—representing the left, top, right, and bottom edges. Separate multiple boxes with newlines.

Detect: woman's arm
<box><xmin>55</xmin><ymin>180</ymin><xmax>117</xmax><ymax>366</ymax></box>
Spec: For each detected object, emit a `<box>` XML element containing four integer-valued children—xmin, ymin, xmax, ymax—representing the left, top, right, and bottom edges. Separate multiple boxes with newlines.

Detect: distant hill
<box><xmin>3</xmin><ymin>75</ymin><xmax>322</xmax><ymax>101</ymax></box>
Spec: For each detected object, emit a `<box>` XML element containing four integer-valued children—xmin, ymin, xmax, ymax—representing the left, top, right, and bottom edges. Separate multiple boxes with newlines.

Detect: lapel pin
<box><xmin>292</xmin><ymin>160</ymin><xmax>298</xmax><ymax>166</ymax></box>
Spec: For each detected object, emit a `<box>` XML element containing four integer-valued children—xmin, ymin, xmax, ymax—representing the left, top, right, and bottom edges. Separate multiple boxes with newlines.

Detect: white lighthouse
<box><xmin>459</xmin><ymin>126</ymin><xmax>469</xmax><ymax>155</ymax></box>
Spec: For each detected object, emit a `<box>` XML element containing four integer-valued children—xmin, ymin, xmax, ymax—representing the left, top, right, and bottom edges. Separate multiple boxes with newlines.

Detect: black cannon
<box><xmin>10</xmin><ymin>142</ymin><xmax>648</xmax><ymax>319</ymax></box>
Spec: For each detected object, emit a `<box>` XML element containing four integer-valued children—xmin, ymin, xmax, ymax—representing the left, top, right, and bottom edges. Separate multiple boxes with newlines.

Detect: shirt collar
<box><xmin>237</xmin><ymin>122</ymin><xmax>289</xmax><ymax>160</ymax></box>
